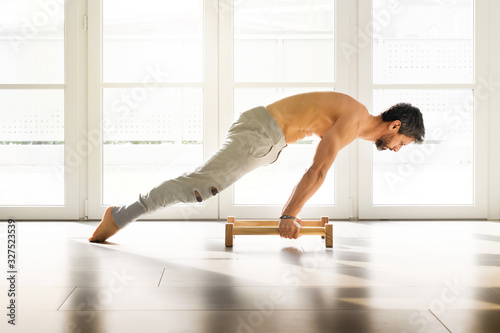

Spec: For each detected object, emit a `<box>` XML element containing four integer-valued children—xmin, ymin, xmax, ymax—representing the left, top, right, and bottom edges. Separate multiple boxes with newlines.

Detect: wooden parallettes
<box><xmin>225</xmin><ymin>216</ymin><xmax>333</xmax><ymax>247</ymax></box>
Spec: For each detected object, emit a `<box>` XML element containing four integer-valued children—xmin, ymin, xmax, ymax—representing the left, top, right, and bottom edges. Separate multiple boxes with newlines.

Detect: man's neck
<box><xmin>358</xmin><ymin>114</ymin><xmax>385</xmax><ymax>142</ymax></box>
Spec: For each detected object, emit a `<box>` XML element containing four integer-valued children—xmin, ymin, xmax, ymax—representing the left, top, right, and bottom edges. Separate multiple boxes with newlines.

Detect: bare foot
<box><xmin>88</xmin><ymin>206</ymin><xmax>120</xmax><ymax>243</ymax></box>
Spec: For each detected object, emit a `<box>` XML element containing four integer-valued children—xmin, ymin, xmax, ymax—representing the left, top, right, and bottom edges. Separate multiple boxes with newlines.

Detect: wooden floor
<box><xmin>1</xmin><ymin>220</ymin><xmax>500</xmax><ymax>332</ymax></box>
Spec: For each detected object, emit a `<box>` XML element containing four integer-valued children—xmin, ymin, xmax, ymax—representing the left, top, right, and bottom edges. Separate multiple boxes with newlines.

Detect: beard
<box><xmin>375</xmin><ymin>134</ymin><xmax>393</xmax><ymax>151</ymax></box>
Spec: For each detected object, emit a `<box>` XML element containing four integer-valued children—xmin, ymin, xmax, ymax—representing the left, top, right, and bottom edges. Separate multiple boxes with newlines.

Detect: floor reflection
<box><xmin>8</xmin><ymin>220</ymin><xmax>500</xmax><ymax>332</ymax></box>
<box><xmin>65</xmin><ymin>239</ymin><xmax>103</xmax><ymax>333</ymax></box>
<box><xmin>278</xmin><ymin>244</ymin><xmax>373</xmax><ymax>332</ymax></box>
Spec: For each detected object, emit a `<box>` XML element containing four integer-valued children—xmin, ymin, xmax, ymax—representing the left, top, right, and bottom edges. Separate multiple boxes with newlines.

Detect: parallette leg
<box><xmin>225</xmin><ymin>216</ymin><xmax>235</xmax><ymax>247</ymax></box>
<box><xmin>321</xmin><ymin>216</ymin><xmax>329</xmax><ymax>239</ymax></box>
<box><xmin>325</xmin><ymin>223</ymin><xmax>333</xmax><ymax>247</ymax></box>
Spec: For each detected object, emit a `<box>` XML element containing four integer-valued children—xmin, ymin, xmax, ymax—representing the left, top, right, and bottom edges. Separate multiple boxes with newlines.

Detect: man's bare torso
<box><xmin>266</xmin><ymin>92</ymin><xmax>369</xmax><ymax>144</ymax></box>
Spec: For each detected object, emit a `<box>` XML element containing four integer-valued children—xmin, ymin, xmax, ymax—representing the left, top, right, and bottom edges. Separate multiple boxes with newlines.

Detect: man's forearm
<box><xmin>281</xmin><ymin>168</ymin><xmax>326</xmax><ymax>217</ymax></box>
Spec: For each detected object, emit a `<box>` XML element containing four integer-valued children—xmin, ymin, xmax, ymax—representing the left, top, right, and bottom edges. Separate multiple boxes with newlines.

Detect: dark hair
<box><xmin>381</xmin><ymin>103</ymin><xmax>425</xmax><ymax>144</ymax></box>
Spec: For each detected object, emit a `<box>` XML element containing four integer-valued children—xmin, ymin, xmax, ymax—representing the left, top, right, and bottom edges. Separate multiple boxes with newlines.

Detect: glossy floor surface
<box><xmin>1</xmin><ymin>220</ymin><xmax>500</xmax><ymax>332</ymax></box>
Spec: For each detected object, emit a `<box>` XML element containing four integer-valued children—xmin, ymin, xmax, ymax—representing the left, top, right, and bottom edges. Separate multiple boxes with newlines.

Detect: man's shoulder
<box><xmin>331</xmin><ymin>103</ymin><xmax>367</xmax><ymax>140</ymax></box>
<box><xmin>337</xmin><ymin>102</ymin><xmax>369</xmax><ymax>123</ymax></box>
<box><xmin>320</xmin><ymin>92</ymin><xmax>367</xmax><ymax>114</ymax></box>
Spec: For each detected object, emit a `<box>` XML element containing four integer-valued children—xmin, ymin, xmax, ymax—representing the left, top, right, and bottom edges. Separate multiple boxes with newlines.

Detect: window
<box><xmin>231</xmin><ymin>0</ymin><xmax>337</xmax><ymax>208</ymax></box>
<box><xmin>0</xmin><ymin>1</ymin><xmax>65</xmax><ymax>206</ymax></box>
<box><xmin>359</xmin><ymin>0</ymin><xmax>487</xmax><ymax>218</ymax></box>
<box><xmin>2</xmin><ymin>0</ymin><xmax>495</xmax><ymax>221</ymax></box>
<box><xmin>101</xmin><ymin>0</ymin><xmax>205</xmax><ymax>206</ymax></box>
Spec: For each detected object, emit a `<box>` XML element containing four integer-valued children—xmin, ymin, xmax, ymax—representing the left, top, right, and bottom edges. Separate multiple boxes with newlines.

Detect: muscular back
<box><xmin>266</xmin><ymin>91</ymin><xmax>369</xmax><ymax>143</ymax></box>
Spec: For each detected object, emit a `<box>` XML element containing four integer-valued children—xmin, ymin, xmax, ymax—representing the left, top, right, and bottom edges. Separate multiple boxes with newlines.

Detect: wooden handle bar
<box><xmin>233</xmin><ymin>220</ymin><xmax>324</xmax><ymax>227</ymax></box>
<box><xmin>233</xmin><ymin>226</ymin><xmax>325</xmax><ymax>236</ymax></box>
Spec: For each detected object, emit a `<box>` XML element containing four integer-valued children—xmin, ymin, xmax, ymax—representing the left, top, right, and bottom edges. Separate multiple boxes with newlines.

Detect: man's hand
<box><xmin>279</xmin><ymin>216</ymin><xmax>303</xmax><ymax>239</ymax></box>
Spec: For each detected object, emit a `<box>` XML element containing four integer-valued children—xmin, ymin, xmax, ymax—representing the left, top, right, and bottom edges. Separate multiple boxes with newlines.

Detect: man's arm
<box><xmin>279</xmin><ymin>117</ymin><xmax>358</xmax><ymax>239</ymax></box>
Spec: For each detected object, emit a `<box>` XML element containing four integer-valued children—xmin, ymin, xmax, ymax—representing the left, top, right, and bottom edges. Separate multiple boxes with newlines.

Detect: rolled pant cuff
<box><xmin>112</xmin><ymin>201</ymin><xmax>147</xmax><ymax>229</ymax></box>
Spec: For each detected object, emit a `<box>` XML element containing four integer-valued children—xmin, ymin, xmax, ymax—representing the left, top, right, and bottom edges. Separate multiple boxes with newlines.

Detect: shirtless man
<box><xmin>89</xmin><ymin>92</ymin><xmax>425</xmax><ymax>243</ymax></box>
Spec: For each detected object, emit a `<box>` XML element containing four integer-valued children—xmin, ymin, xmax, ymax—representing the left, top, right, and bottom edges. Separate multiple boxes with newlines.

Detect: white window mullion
<box><xmin>101</xmin><ymin>83</ymin><xmax>205</xmax><ymax>88</ymax></box>
<box><xmin>473</xmin><ymin>0</ymin><xmax>489</xmax><ymax>218</ymax></box>
<box><xmin>357</xmin><ymin>0</ymin><xmax>375</xmax><ymax>219</ymax></box>
<box><xmin>218</xmin><ymin>0</ymin><xmax>236</xmax><ymax>218</ymax></box>
<box><xmin>372</xmin><ymin>84</ymin><xmax>477</xmax><ymax>90</ymax></box>
<box><xmin>63</xmin><ymin>0</ymin><xmax>81</xmax><ymax>219</ymax></box>
<box><xmin>486</xmin><ymin>0</ymin><xmax>500</xmax><ymax>220</ymax></box>
<box><xmin>233</xmin><ymin>82</ymin><xmax>337</xmax><ymax>89</ymax></box>
<box><xmin>0</xmin><ymin>84</ymin><xmax>65</xmax><ymax>89</ymax></box>
<box><xmin>200</xmin><ymin>0</ymin><xmax>219</xmax><ymax>218</ymax></box>
<box><xmin>87</xmin><ymin>0</ymin><xmax>103</xmax><ymax>220</ymax></box>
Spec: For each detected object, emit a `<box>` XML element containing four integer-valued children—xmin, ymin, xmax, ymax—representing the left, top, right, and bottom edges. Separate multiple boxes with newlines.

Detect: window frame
<box><xmin>4</xmin><ymin>0</ymin><xmax>499</xmax><ymax>222</ymax></box>
<box><xmin>0</xmin><ymin>0</ymin><xmax>81</xmax><ymax>220</ymax></box>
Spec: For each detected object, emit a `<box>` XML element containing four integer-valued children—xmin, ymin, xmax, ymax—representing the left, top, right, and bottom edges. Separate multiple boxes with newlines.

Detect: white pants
<box><xmin>112</xmin><ymin>106</ymin><xmax>287</xmax><ymax>228</ymax></box>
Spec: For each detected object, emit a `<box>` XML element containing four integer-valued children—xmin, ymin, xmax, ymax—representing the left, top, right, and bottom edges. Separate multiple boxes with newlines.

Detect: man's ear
<box><xmin>388</xmin><ymin>120</ymin><xmax>401</xmax><ymax>132</ymax></box>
